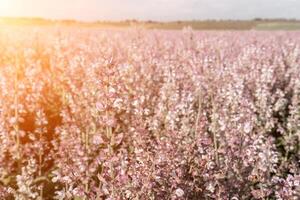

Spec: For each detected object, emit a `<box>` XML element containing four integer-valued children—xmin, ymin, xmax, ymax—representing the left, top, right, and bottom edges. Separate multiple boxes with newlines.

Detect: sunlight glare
<box><xmin>0</xmin><ymin>0</ymin><xmax>17</xmax><ymax>17</ymax></box>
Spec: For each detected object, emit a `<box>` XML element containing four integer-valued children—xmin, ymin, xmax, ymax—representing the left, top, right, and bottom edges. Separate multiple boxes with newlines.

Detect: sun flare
<box><xmin>0</xmin><ymin>0</ymin><xmax>11</xmax><ymax>11</ymax></box>
<box><xmin>0</xmin><ymin>0</ymin><xmax>18</xmax><ymax>17</ymax></box>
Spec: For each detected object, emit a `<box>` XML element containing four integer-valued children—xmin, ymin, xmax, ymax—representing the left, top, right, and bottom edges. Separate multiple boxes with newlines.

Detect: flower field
<box><xmin>0</xmin><ymin>27</ymin><xmax>299</xmax><ymax>199</ymax></box>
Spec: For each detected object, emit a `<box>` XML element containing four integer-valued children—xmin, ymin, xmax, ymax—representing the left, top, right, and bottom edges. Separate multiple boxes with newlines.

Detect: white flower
<box><xmin>175</xmin><ymin>188</ymin><xmax>184</xmax><ymax>197</ymax></box>
<box><xmin>219</xmin><ymin>119</ymin><xmax>226</xmax><ymax>131</ymax></box>
<box><xmin>108</xmin><ymin>86</ymin><xmax>116</xmax><ymax>94</ymax></box>
<box><xmin>96</xmin><ymin>102</ymin><xmax>105</xmax><ymax>112</ymax></box>
<box><xmin>244</xmin><ymin>122</ymin><xmax>252</xmax><ymax>133</ymax></box>
<box><xmin>125</xmin><ymin>190</ymin><xmax>132</xmax><ymax>198</ymax></box>
<box><xmin>113</xmin><ymin>98</ymin><xmax>123</xmax><ymax>109</ymax></box>
<box><xmin>9</xmin><ymin>117</ymin><xmax>17</xmax><ymax>125</ymax></box>
<box><xmin>206</xmin><ymin>182</ymin><xmax>215</xmax><ymax>193</ymax></box>
<box><xmin>132</xmin><ymin>99</ymin><xmax>139</xmax><ymax>107</ymax></box>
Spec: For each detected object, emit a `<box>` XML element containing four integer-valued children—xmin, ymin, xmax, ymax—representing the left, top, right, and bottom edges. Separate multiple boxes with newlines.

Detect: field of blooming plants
<box><xmin>0</xmin><ymin>26</ymin><xmax>299</xmax><ymax>199</ymax></box>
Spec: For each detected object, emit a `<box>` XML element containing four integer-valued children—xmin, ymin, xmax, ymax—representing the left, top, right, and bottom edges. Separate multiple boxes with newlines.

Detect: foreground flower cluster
<box><xmin>0</xmin><ymin>27</ymin><xmax>299</xmax><ymax>199</ymax></box>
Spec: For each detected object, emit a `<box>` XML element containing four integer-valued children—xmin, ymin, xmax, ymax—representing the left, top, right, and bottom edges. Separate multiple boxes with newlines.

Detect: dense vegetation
<box><xmin>1</xmin><ymin>17</ymin><xmax>300</xmax><ymax>30</ymax></box>
<box><xmin>0</xmin><ymin>27</ymin><xmax>299</xmax><ymax>199</ymax></box>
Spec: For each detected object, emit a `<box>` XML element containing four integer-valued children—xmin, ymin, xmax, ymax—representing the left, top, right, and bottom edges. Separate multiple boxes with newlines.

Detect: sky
<box><xmin>0</xmin><ymin>0</ymin><xmax>299</xmax><ymax>21</ymax></box>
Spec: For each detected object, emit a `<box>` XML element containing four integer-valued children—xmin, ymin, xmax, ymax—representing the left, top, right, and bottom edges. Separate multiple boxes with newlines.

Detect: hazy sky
<box><xmin>0</xmin><ymin>0</ymin><xmax>299</xmax><ymax>21</ymax></box>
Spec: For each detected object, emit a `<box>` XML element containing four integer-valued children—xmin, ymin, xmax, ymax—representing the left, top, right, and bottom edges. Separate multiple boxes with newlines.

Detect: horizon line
<box><xmin>1</xmin><ymin>16</ymin><xmax>300</xmax><ymax>23</ymax></box>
